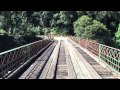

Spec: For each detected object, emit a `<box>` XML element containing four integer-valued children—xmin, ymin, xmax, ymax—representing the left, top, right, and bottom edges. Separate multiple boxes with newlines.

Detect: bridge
<box><xmin>0</xmin><ymin>36</ymin><xmax>120</xmax><ymax>79</ymax></box>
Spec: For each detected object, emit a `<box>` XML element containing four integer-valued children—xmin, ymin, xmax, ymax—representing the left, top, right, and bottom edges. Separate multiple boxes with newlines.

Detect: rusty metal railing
<box><xmin>70</xmin><ymin>36</ymin><xmax>120</xmax><ymax>74</ymax></box>
<box><xmin>0</xmin><ymin>39</ymin><xmax>53</xmax><ymax>78</ymax></box>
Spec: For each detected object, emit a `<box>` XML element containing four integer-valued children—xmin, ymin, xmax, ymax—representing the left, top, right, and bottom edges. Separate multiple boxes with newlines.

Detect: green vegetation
<box><xmin>115</xmin><ymin>24</ymin><xmax>120</xmax><ymax>47</ymax></box>
<box><xmin>74</xmin><ymin>15</ymin><xmax>111</xmax><ymax>45</ymax></box>
<box><xmin>74</xmin><ymin>15</ymin><xmax>93</xmax><ymax>38</ymax></box>
<box><xmin>0</xmin><ymin>29</ymin><xmax>7</xmax><ymax>35</ymax></box>
<box><xmin>1</xmin><ymin>11</ymin><xmax>120</xmax><ymax>52</ymax></box>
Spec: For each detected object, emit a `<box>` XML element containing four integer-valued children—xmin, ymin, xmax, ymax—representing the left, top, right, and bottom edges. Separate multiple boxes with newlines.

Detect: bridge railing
<box><xmin>70</xmin><ymin>36</ymin><xmax>120</xmax><ymax>74</ymax></box>
<box><xmin>0</xmin><ymin>39</ymin><xmax>53</xmax><ymax>78</ymax></box>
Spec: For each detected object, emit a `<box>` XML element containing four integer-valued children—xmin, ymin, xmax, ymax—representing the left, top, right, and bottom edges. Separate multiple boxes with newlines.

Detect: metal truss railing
<box><xmin>0</xmin><ymin>39</ymin><xmax>52</xmax><ymax>78</ymax></box>
<box><xmin>70</xmin><ymin>37</ymin><xmax>120</xmax><ymax>74</ymax></box>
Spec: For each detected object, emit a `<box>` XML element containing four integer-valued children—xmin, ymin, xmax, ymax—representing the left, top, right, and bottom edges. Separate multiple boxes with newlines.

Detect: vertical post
<box><xmin>27</xmin><ymin>45</ymin><xmax>31</xmax><ymax>61</ymax></box>
<box><xmin>76</xmin><ymin>37</ymin><xmax>78</xmax><ymax>43</ymax></box>
<box><xmin>44</xmin><ymin>29</ymin><xmax>45</xmax><ymax>39</ymax></box>
<box><xmin>99</xmin><ymin>44</ymin><xmax>101</xmax><ymax>61</ymax></box>
<box><xmin>40</xmin><ymin>41</ymin><xmax>42</xmax><ymax>50</ymax></box>
<box><xmin>79</xmin><ymin>38</ymin><xmax>81</xmax><ymax>46</ymax></box>
<box><xmin>43</xmin><ymin>40</ymin><xmax>45</xmax><ymax>48</ymax></box>
<box><xmin>85</xmin><ymin>39</ymin><xmax>88</xmax><ymax>49</ymax></box>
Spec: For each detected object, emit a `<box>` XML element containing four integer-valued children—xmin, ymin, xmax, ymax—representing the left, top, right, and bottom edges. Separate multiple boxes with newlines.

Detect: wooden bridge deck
<box><xmin>19</xmin><ymin>37</ymin><xmax>118</xmax><ymax>79</ymax></box>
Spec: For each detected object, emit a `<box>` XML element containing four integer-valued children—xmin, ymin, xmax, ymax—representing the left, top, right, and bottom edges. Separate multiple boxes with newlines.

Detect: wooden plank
<box><xmin>64</xmin><ymin>41</ymin><xmax>77</xmax><ymax>79</ymax></box>
<box><xmin>19</xmin><ymin>50</ymin><xmax>51</xmax><ymax>79</ymax></box>
<box><xmin>29</xmin><ymin>61</ymin><xmax>45</xmax><ymax>79</ymax></box>
<box><xmin>55</xmin><ymin>41</ymin><xmax>68</xmax><ymax>79</ymax></box>
<box><xmin>19</xmin><ymin>42</ymin><xmax>57</xmax><ymax>79</ymax></box>
<box><xmin>64</xmin><ymin>40</ymin><xmax>85</xmax><ymax>79</ymax></box>
<box><xmin>36</xmin><ymin>42</ymin><xmax>57</xmax><ymax>61</ymax></box>
<box><xmin>70</xmin><ymin>47</ymin><xmax>89</xmax><ymax>79</ymax></box>
<box><xmin>69</xmin><ymin>39</ymin><xmax>102</xmax><ymax>79</ymax></box>
<box><xmin>39</xmin><ymin>51</ymin><xmax>54</xmax><ymax>79</ymax></box>
<box><xmin>19</xmin><ymin>61</ymin><xmax>38</xmax><ymax>79</ymax></box>
<box><xmin>46</xmin><ymin>40</ymin><xmax>61</xmax><ymax>79</ymax></box>
<box><xmin>69</xmin><ymin>46</ymin><xmax>93</xmax><ymax>79</ymax></box>
<box><xmin>77</xmin><ymin>60</ymin><xmax>93</xmax><ymax>79</ymax></box>
<box><xmin>39</xmin><ymin>40</ymin><xmax>61</xmax><ymax>79</ymax></box>
<box><xmin>72</xmin><ymin>45</ymin><xmax>101</xmax><ymax>79</ymax></box>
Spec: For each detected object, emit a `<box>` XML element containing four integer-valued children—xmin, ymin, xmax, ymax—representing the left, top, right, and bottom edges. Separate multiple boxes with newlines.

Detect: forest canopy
<box><xmin>0</xmin><ymin>11</ymin><xmax>120</xmax><ymax>49</ymax></box>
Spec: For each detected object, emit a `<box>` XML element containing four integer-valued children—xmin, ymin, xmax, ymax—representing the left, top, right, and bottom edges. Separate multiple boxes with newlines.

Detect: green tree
<box><xmin>74</xmin><ymin>15</ymin><xmax>111</xmax><ymax>45</ymax></box>
<box><xmin>115</xmin><ymin>24</ymin><xmax>120</xmax><ymax>46</ymax></box>
<box><xmin>73</xmin><ymin>15</ymin><xmax>92</xmax><ymax>37</ymax></box>
<box><xmin>50</xmin><ymin>11</ymin><xmax>78</xmax><ymax>35</ymax></box>
<box><xmin>88</xmin><ymin>20</ymin><xmax>111</xmax><ymax>45</ymax></box>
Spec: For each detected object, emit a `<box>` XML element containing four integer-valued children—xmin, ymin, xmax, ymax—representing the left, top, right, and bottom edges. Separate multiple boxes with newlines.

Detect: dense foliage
<box><xmin>73</xmin><ymin>15</ymin><xmax>112</xmax><ymax>45</ymax></box>
<box><xmin>1</xmin><ymin>11</ymin><xmax>120</xmax><ymax>52</ymax></box>
<box><xmin>115</xmin><ymin>24</ymin><xmax>120</xmax><ymax>47</ymax></box>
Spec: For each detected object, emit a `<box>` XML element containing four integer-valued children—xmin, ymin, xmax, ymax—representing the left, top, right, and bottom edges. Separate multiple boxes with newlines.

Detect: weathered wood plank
<box><xmin>64</xmin><ymin>41</ymin><xmax>77</xmax><ymax>79</ymax></box>
<box><xmin>19</xmin><ymin>42</ymin><xmax>57</xmax><ymax>79</ymax></box>
<box><xmin>46</xmin><ymin>40</ymin><xmax>61</xmax><ymax>79</ymax></box>
<box><xmin>39</xmin><ymin>40</ymin><xmax>61</xmax><ymax>79</ymax></box>
<box><xmin>64</xmin><ymin>40</ymin><xmax>85</xmax><ymax>79</ymax></box>
<box><xmin>77</xmin><ymin>60</ymin><xmax>93</xmax><ymax>79</ymax></box>
<box><xmin>55</xmin><ymin>41</ymin><xmax>68</xmax><ymax>79</ymax></box>
<box><xmin>69</xmin><ymin>39</ymin><xmax>102</xmax><ymax>79</ymax></box>
<box><xmin>70</xmin><ymin>46</ymin><xmax>93</xmax><ymax>79</ymax></box>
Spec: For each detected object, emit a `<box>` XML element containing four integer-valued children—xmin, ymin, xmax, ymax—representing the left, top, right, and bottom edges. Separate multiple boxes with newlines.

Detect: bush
<box><xmin>115</xmin><ymin>24</ymin><xmax>120</xmax><ymax>47</ymax></box>
<box><xmin>27</xmin><ymin>26</ymin><xmax>40</xmax><ymax>36</ymax></box>
<box><xmin>0</xmin><ymin>29</ymin><xmax>7</xmax><ymax>35</ymax></box>
<box><xmin>74</xmin><ymin>15</ymin><xmax>111</xmax><ymax>45</ymax></box>
<box><xmin>74</xmin><ymin>15</ymin><xmax>92</xmax><ymax>37</ymax></box>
